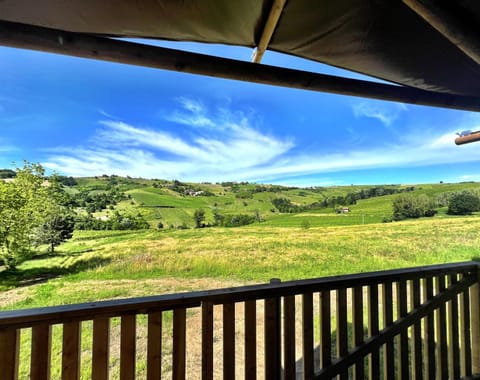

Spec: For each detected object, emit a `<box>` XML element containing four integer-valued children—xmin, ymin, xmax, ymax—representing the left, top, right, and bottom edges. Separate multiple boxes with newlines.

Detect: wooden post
<box><xmin>31</xmin><ymin>323</ymin><xmax>52</xmax><ymax>380</ymax></box>
<box><xmin>223</xmin><ymin>303</ymin><xmax>235</xmax><ymax>379</ymax></box>
<box><xmin>424</xmin><ymin>277</ymin><xmax>436</xmax><ymax>379</ymax></box>
<box><xmin>265</xmin><ymin>278</ymin><xmax>281</xmax><ymax>380</ymax></box>
<box><xmin>368</xmin><ymin>285</ymin><xmax>380</xmax><ymax>380</ymax></box>
<box><xmin>353</xmin><ymin>286</ymin><xmax>364</xmax><ymax>380</ymax></box>
<box><xmin>382</xmin><ymin>282</ymin><xmax>394</xmax><ymax>380</ymax></box>
<box><xmin>396</xmin><ymin>280</ymin><xmax>408</xmax><ymax>379</ymax></box>
<box><xmin>410</xmin><ymin>279</ymin><xmax>422</xmax><ymax>380</ymax></box>
<box><xmin>0</xmin><ymin>328</ymin><xmax>19</xmax><ymax>380</ymax></box>
<box><xmin>471</xmin><ymin>265</ymin><xmax>480</xmax><ymax>374</ymax></box>
<box><xmin>244</xmin><ymin>300</ymin><xmax>257</xmax><ymax>380</ymax></box>
<box><xmin>147</xmin><ymin>312</ymin><xmax>162</xmax><ymax>380</ymax></box>
<box><xmin>283</xmin><ymin>296</ymin><xmax>295</xmax><ymax>379</ymax></box>
<box><xmin>336</xmin><ymin>288</ymin><xmax>348</xmax><ymax>380</ymax></box>
<box><xmin>62</xmin><ymin>321</ymin><xmax>81</xmax><ymax>380</ymax></box>
<box><xmin>92</xmin><ymin>318</ymin><xmax>110</xmax><ymax>380</ymax></box>
<box><xmin>201</xmin><ymin>302</ymin><xmax>213</xmax><ymax>380</ymax></box>
<box><xmin>320</xmin><ymin>290</ymin><xmax>331</xmax><ymax>370</ymax></box>
<box><xmin>302</xmin><ymin>292</ymin><xmax>314</xmax><ymax>379</ymax></box>
<box><xmin>120</xmin><ymin>315</ymin><xmax>136</xmax><ymax>380</ymax></box>
<box><xmin>172</xmin><ymin>309</ymin><xmax>186</xmax><ymax>380</ymax></box>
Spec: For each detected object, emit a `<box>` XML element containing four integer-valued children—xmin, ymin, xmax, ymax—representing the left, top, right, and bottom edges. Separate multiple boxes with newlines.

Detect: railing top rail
<box><xmin>0</xmin><ymin>261</ymin><xmax>478</xmax><ymax>329</ymax></box>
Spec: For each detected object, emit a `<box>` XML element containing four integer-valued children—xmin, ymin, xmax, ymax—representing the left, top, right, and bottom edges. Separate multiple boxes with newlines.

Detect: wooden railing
<box><xmin>0</xmin><ymin>261</ymin><xmax>479</xmax><ymax>379</ymax></box>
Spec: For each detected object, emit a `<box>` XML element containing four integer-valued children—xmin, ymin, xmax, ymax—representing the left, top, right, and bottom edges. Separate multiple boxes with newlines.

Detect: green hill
<box><xmin>62</xmin><ymin>176</ymin><xmax>480</xmax><ymax>228</ymax></box>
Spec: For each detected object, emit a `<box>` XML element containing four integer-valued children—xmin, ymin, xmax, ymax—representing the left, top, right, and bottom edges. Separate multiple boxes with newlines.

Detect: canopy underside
<box><xmin>1</xmin><ymin>0</ymin><xmax>480</xmax><ymax>99</ymax></box>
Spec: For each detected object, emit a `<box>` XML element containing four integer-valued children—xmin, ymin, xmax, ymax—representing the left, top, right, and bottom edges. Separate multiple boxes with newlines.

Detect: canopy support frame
<box><xmin>1</xmin><ymin>20</ymin><xmax>480</xmax><ymax>112</ymax></box>
<box><xmin>403</xmin><ymin>0</ymin><xmax>480</xmax><ymax>65</ymax></box>
<box><xmin>252</xmin><ymin>0</ymin><xmax>287</xmax><ymax>63</ymax></box>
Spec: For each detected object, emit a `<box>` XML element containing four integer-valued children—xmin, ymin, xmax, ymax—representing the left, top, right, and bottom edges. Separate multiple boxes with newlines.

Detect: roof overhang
<box><xmin>1</xmin><ymin>0</ymin><xmax>480</xmax><ymax>113</ymax></box>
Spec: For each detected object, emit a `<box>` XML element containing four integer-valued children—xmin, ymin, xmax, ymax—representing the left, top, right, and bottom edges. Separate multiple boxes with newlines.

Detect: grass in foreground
<box><xmin>1</xmin><ymin>216</ymin><xmax>480</xmax><ymax>311</ymax></box>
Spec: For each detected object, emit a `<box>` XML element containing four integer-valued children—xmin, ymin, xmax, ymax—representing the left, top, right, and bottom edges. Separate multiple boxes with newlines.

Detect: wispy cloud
<box><xmin>165</xmin><ymin>97</ymin><xmax>216</xmax><ymax>128</ymax></box>
<box><xmin>42</xmin><ymin>99</ymin><xmax>480</xmax><ymax>183</ymax></box>
<box><xmin>43</xmin><ymin>100</ymin><xmax>294</xmax><ymax>180</ymax></box>
<box><xmin>353</xmin><ymin>101</ymin><xmax>407</xmax><ymax>126</ymax></box>
<box><xmin>0</xmin><ymin>138</ymin><xmax>19</xmax><ymax>154</ymax></box>
<box><xmin>98</xmin><ymin>109</ymin><xmax>119</xmax><ymax>120</ymax></box>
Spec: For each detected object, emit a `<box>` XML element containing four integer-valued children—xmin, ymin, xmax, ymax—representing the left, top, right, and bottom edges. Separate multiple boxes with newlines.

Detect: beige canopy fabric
<box><xmin>1</xmin><ymin>0</ymin><xmax>480</xmax><ymax>98</ymax></box>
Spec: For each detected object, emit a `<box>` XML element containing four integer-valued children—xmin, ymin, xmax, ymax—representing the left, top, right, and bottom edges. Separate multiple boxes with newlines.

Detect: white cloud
<box><xmin>176</xmin><ymin>97</ymin><xmax>205</xmax><ymax>114</ymax></box>
<box><xmin>165</xmin><ymin>97</ymin><xmax>216</xmax><ymax>128</ymax></box>
<box><xmin>43</xmin><ymin>102</ymin><xmax>294</xmax><ymax>180</ymax></box>
<box><xmin>353</xmin><ymin>101</ymin><xmax>407</xmax><ymax>126</ymax></box>
<box><xmin>0</xmin><ymin>139</ymin><xmax>19</xmax><ymax>154</ymax></box>
<box><xmin>460</xmin><ymin>174</ymin><xmax>480</xmax><ymax>180</ymax></box>
<box><xmin>42</xmin><ymin>101</ymin><xmax>480</xmax><ymax>183</ymax></box>
<box><xmin>98</xmin><ymin>109</ymin><xmax>119</xmax><ymax>119</ymax></box>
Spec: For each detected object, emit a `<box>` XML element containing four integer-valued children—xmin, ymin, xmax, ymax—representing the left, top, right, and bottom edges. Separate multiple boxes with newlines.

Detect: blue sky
<box><xmin>1</xmin><ymin>40</ymin><xmax>480</xmax><ymax>186</ymax></box>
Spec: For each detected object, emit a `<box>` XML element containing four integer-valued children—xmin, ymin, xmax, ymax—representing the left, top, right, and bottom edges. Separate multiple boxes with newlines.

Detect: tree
<box><xmin>254</xmin><ymin>209</ymin><xmax>263</xmax><ymax>223</ymax></box>
<box><xmin>213</xmin><ymin>208</ymin><xmax>224</xmax><ymax>226</ymax></box>
<box><xmin>447</xmin><ymin>191</ymin><xmax>480</xmax><ymax>215</ymax></box>
<box><xmin>34</xmin><ymin>208</ymin><xmax>75</xmax><ymax>253</ymax></box>
<box><xmin>193</xmin><ymin>208</ymin><xmax>206</xmax><ymax>228</ymax></box>
<box><xmin>392</xmin><ymin>194</ymin><xmax>436</xmax><ymax>221</ymax></box>
<box><xmin>0</xmin><ymin>163</ymin><xmax>50</xmax><ymax>269</ymax></box>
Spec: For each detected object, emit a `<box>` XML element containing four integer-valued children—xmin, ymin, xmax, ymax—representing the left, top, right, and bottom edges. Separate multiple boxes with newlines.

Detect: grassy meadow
<box><xmin>2</xmin><ymin>179</ymin><xmax>480</xmax><ymax>309</ymax></box>
<box><xmin>2</xmin><ymin>215</ymin><xmax>480</xmax><ymax>311</ymax></box>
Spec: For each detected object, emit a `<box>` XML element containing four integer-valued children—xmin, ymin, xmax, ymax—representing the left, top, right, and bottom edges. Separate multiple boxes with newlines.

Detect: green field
<box><xmin>2</xmin><ymin>179</ymin><xmax>480</xmax><ymax>307</ymax></box>
<box><xmin>2</xmin><ymin>215</ymin><xmax>480</xmax><ymax>311</ymax></box>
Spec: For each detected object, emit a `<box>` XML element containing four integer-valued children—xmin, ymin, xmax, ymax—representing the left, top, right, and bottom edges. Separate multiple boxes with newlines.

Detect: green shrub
<box><xmin>447</xmin><ymin>191</ymin><xmax>480</xmax><ymax>215</ymax></box>
<box><xmin>392</xmin><ymin>194</ymin><xmax>436</xmax><ymax>221</ymax></box>
<box><xmin>224</xmin><ymin>214</ymin><xmax>256</xmax><ymax>227</ymax></box>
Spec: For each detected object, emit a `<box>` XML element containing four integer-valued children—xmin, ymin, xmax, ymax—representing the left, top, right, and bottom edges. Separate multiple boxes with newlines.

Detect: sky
<box><xmin>1</xmin><ymin>40</ymin><xmax>480</xmax><ymax>186</ymax></box>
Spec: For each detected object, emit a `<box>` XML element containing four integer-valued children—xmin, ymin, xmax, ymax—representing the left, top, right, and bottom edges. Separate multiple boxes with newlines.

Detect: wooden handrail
<box><xmin>0</xmin><ymin>261</ymin><xmax>477</xmax><ymax>329</ymax></box>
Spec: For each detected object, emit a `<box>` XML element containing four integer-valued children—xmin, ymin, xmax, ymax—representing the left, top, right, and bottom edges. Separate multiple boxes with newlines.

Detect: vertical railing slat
<box><xmin>461</xmin><ymin>273</ymin><xmax>472</xmax><ymax>377</ymax></box>
<box><xmin>244</xmin><ymin>300</ymin><xmax>257</xmax><ymax>380</ymax></box>
<box><xmin>382</xmin><ymin>281</ymin><xmax>394</xmax><ymax>380</ymax></box>
<box><xmin>336</xmin><ymin>288</ymin><xmax>348</xmax><ymax>380</ymax></box>
<box><xmin>411</xmin><ymin>278</ymin><xmax>423</xmax><ymax>380</ymax></box>
<box><xmin>223</xmin><ymin>303</ymin><xmax>235</xmax><ymax>379</ymax></box>
<box><xmin>471</xmin><ymin>266</ymin><xmax>480</xmax><ymax>375</ymax></box>
<box><xmin>437</xmin><ymin>276</ymin><xmax>448</xmax><ymax>380</ymax></box>
<box><xmin>265</xmin><ymin>294</ymin><xmax>281</xmax><ymax>380</ymax></box>
<box><xmin>397</xmin><ymin>280</ymin><xmax>409</xmax><ymax>379</ymax></box>
<box><xmin>31</xmin><ymin>323</ymin><xmax>52</xmax><ymax>380</ymax></box>
<box><xmin>448</xmin><ymin>274</ymin><xmax>460</xmax><ymax>380</ymax></box>
<box><xmin>0</xmin><ymin>328</ymin><xmax>19</xmax><ymax>380</ymax></box>
<box><xmin>147</xmin><ymin>312</ymin><xmax>162</xmax><ymax>380</ymax></box>
<box><xmin>92</xmin><ymin>317</ymin><xmax>110</xmax><ymax>380</ymax></box>
<box><xmin>62</xmin><ymin>321</ymin><xmax>81</xmax><ymax>380</ymax></box>
<box><xmin>120</xmin><ymin>315</ymin><xmax>136</xmax><ymax>380</ymax></box>
<box><xmin>201</xmin><ymin>302</ymin><xmax>213</xmax><ymax>380</ymax></box>
<box><xmin>172</xmin><ymin>308</ymin><xmax>186</xmax><ymax>380</ymax></box>
<box><xmin>320</xmin><ymin>290</ymin><xmax>331</xmax><ymax>370</ymax></box>
<box><xmin>368</xmin><ymin>284</ymin><xmax>380</xmax><ymax>380</ymax></box>
<box><xmin>283</xmin><ymin>296</ymin><xmax>296</xmax><ymax>380</ymax></box>
<box><xmin>303</xmin><ymin>292</ymin><xmax>314</xmax><ymax>380</ymax></box>
<box><xmin>353</xmin><ymin>286</ymin><xmax>364</xmax><ymax>380</ymax></box>
<box><xmin>424</xmin><ymin>277</ymin><xmax>436</xmax><ymax>380</ymax></box>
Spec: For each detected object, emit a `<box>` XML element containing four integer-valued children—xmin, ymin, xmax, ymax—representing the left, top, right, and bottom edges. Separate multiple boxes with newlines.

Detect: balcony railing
<box><xmin>0</xmin><ymin>261</ymin><xmax>479</xmax><ymax>379</ymax></box>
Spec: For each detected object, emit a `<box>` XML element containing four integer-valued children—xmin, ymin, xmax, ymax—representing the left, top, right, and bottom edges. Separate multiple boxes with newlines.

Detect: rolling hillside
<box><xmin>64</xmin><ymin>176</ymin><xmax>480</xmax><ymax>228</ymax></box>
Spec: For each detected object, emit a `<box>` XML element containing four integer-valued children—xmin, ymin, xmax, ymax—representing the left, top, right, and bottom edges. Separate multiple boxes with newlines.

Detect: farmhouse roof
<box><xmin>1</xmin><ymin>0</ymin><xmax>480</xmax><ymax>111</ymax></box>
